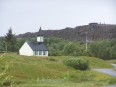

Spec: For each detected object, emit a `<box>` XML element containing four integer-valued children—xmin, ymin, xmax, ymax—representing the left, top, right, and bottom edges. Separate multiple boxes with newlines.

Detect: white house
<box><xmin>19</xmin><ymin>27</ymin><xmax>48</xmax><ymax>56</ymax></box>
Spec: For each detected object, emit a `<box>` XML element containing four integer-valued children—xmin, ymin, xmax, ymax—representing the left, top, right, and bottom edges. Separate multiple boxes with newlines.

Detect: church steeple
<box><xmin>37</xmin><ymin>27</ymin><xmax>43</xmax><ymax>36</ymax></box>
<box><xmin>37</xmin><ymin>27</ymin><xmax>44</xmax><ymax>43</ymax></box>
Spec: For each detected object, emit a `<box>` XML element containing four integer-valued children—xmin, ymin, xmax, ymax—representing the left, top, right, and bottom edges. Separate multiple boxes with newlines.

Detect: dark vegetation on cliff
<box><xmin>17</xmin><ymin>23</ymin><xmax>116</xmax><ymax>41</ymax></box>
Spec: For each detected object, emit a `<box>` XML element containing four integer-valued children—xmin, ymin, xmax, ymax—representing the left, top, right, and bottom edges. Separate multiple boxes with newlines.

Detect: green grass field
<box><xmin>107</xmin><ymin>60</ymin><xmax>116</xmax><ymax>64</ymax></box>
<box><xmin>0</xmin><ymin>53</ymin><xmax>116</xmax><ymax>87</ymax></box>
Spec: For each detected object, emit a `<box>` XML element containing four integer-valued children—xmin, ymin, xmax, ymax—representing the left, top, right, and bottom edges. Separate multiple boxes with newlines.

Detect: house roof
<box><xmin>26</xmin><ymin>41</ymin><xmax>48</xmax><ymax>51</ymax></box>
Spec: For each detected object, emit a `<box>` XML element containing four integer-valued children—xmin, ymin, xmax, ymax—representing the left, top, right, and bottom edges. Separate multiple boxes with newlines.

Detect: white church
<box><xmin>19</xmin><ymin>27</ymin><xmax>48</xmax><ymax>56</ymax></box>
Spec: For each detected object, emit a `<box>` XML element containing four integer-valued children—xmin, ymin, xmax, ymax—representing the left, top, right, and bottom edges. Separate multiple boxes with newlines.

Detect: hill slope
<box><xmin>0</xmin><ymin>53</ymin><xmax>112</xmax><ymax>79</ymax></box>
<box><xmin>17</xmin><ymin>23</ymin><xmax>116</xmax><ymax>41</ymax></box>
<box><xmin>0</xmin><ymin>53</ymin><xmax>115</xmax><ymax>87</ymax></box>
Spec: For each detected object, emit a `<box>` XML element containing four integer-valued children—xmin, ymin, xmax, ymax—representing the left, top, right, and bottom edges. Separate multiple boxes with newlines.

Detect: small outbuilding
<box><xmin>19</xmin><ymin>27</ymin><xmax>48</xmax><ymax>56</ymax></box>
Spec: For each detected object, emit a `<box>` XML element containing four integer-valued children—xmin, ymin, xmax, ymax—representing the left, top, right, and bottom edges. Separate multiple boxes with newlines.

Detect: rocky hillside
<box><xmin>17</xmin><ymin>23</ymin><xmax>116</xmax><ymax>41</ymax></box>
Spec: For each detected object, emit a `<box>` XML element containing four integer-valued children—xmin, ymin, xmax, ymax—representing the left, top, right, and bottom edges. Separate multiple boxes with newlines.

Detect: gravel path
<box><xmin>93</xmin><ymin>64</ymin><xmax>116</xmax><ymax>87</ymax></box>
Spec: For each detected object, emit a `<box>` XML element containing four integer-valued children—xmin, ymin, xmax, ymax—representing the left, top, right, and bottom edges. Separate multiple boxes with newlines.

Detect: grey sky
<box><xmin>0</xmin><ymin>0</ymin><xmax>116</xmax><ymax>36</ymax></box>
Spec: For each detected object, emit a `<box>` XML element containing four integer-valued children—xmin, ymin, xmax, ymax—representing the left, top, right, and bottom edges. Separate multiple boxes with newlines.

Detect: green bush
<box><xmin>63</xmin><ymin>58</ymin><xmax>89</xmax><ymax>70</ymax></box>
<box><xmin>108</xmin><ymin>78</ymin><xmax>116</xmax><ymax>84</ymax></box>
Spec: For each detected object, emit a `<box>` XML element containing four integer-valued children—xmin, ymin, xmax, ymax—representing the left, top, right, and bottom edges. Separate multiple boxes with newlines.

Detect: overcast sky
<box><xmin>0</xmin><ymin>0</ymin><xmax>116</xmax><ymax>36</ymax></box>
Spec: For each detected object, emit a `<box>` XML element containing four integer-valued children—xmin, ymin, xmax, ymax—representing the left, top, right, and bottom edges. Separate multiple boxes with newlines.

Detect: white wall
<box><xmin>43</xmin><ymin>51</ymin><xmax>48</xmax><ymax>56</ymax></box>
<box><xmin>37</xmin><ymin>36</ymin><xmax>44</xmax><ymax>42</ymax></box>
<box><xmin>19</xmin><ymin>42</ymin><xmax>33</xmax><ymax>56</ymax></box>
<box><xmin>45</xmin><ymin>51</ymin><xmax>48</xmax><ymax>56</ymax></box>
<box><xmin>34</xmin><ymin>51</ymin><xmax>48</xmax><ymax>56</ymax></box>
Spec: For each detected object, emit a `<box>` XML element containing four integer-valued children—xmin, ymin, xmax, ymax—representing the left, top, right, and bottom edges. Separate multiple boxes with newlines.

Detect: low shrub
<box><xmin>108</xmin><ymin>78</ymin><xmax>116</xmax><ymax>84</ymax></box>
<box><xmin>63</xmin><ymin>58</ymin><xmax>89</xmax><ymax>70</ymax></box>
<box><xmin>48</xmin><ymin>58</ymin><xmax>56</xmax><ymax>61</ymax></box>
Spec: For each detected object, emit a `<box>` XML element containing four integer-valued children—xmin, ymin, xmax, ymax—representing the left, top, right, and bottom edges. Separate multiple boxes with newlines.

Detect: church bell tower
<box><xmin>37</xmin><ymin>27</ymin><xmax>44</xmax><ymax>43</ymax></box>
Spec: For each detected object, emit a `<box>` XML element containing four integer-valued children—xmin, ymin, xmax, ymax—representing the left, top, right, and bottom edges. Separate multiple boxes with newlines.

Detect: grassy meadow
<box><xmin>0</xmin><ymin>53</ymin><xmax>116</xmax><ymax>87</ymax></box>
<box><xmin>107</xmin><ymin>60</ymin><xmax>116</xmax><ymax>64</ymax></box>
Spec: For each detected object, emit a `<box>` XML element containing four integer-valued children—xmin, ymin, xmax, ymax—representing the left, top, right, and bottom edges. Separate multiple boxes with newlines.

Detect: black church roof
<box><xmin>26</xmin><ymin>41</ymin><xmax>48</xmax><ymax>51</ymax></box>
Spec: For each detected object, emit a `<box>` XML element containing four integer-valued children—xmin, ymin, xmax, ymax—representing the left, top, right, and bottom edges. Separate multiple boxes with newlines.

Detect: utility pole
<box><xmin>85</xmin><ymin>32</ymin><xmax>88</xmax><ymax>51</ymax></box>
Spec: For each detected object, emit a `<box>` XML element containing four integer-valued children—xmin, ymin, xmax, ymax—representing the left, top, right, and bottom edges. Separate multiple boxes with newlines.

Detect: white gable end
<box><xmin>19</xmin><ymin>42</ymin><xmax>33</xmax><ymax>56</ymax></box>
